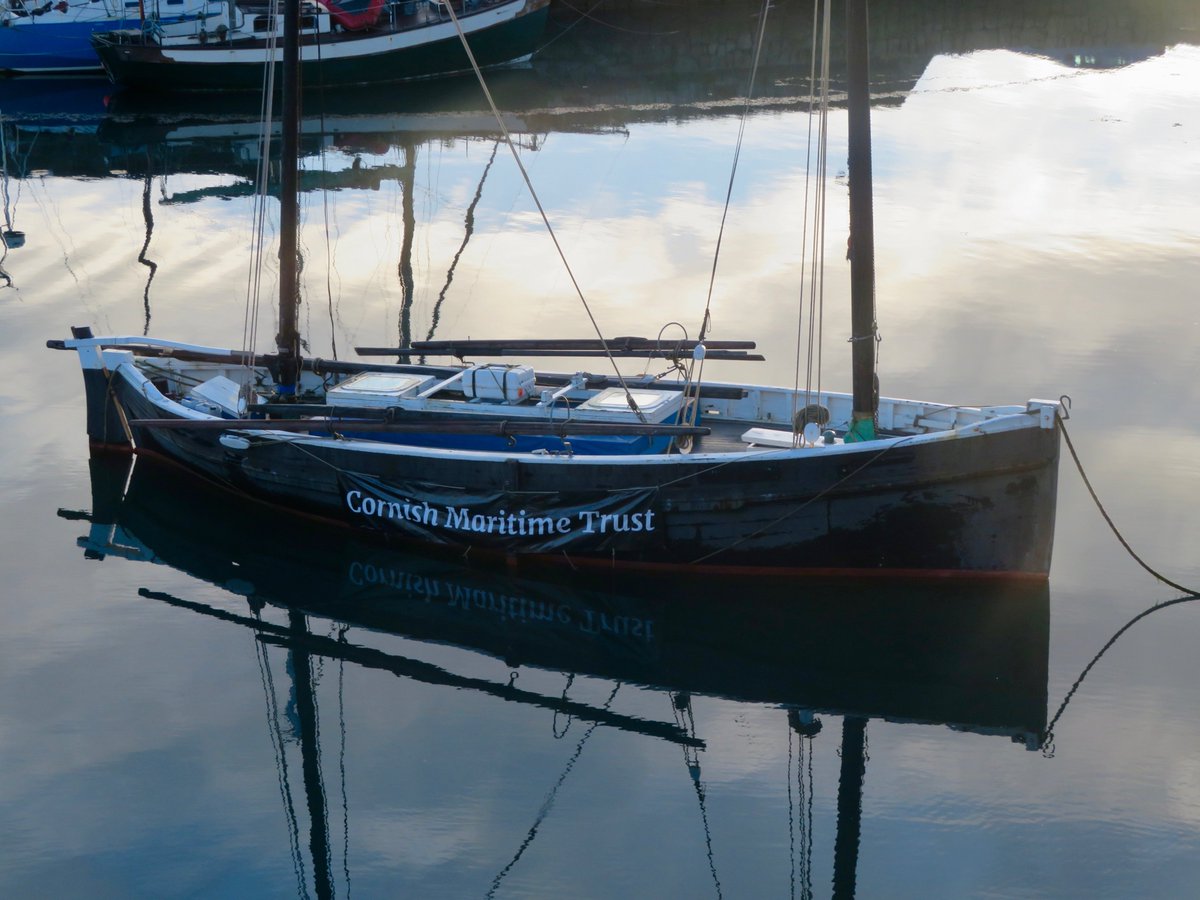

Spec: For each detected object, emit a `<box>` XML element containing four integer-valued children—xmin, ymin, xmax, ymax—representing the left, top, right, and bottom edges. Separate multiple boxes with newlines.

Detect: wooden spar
<box><xmin>356</xmin><ymin>348</ymin><xmax>765</xmax><ymax>361</ymax></box>
<box><xmin>254</xmin><ymin>632</ymin><xmax>706</xmax><ymax>747</ymax></box>
<box><xmin>356</xmin><ymin>338</ymin><xmax>758</xmax><ymax>355</ymax></box>
<box><xmin>45</xmin><ymin>339</ymin><xmax>750</xmax><ymax>399</ymax></box>
<box><xmin>308</xmin><ymin>368</ymin><xmax>748</xmax><ymax>398</ymax></box>
<box><xmin>846</xmin><ymin>0</ymin><xmax>879</xmax><ymax>436</ymax></box>
<box><xmin>275</xmin><ymin>0</ymin><xmax>303</xmax><ymax>395</ymax></box>
<box><xmin>287</xmin><ymin>610</ymin><xmax>334</xmax><ymax>900</ymax></box>
<box><xmin>418</xmin><ymin>338</ymin><xmax>757</xmax><ymax>350</ymax></box>
<box><xmin>128</xmin><ymin>418</ymin><xmax>711</xmax><ymax>436</ymax></box>
<box><xmin>141</xmin><ymin>590</ymin><xmax>702</xmax><ymax>747</ymax></box>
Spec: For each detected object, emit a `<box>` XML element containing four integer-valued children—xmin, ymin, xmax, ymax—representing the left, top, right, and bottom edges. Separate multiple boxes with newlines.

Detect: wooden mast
<box><xmin>275</xmin><ymin>0</ymin><xmax>303</xmax><ymax>395</ymax></box>
<box><xmin>845</xmin><ymin>0</ymin><xmax>878</xmax><ymax>441</ymax></box>
<box><xmin>831</xmin><ymin>716</ymin><xmax>868</xmax><ymax>898</ymax></box>
<box><xmin>277</xmin><ymin>12</ymin><xmax>329</xmax><ymax>891</ymax></box>
<box><xmin>288</xmin><ymin>610</ymin><xmax>335</xmax><ymax>900</ymax></box>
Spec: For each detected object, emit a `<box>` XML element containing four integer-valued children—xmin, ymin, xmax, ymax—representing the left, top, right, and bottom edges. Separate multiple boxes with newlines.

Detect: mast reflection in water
<box><xmin>64</xmin><ymin>453</ymin><xmax>1049</xmax><ymax>898</ymax></box>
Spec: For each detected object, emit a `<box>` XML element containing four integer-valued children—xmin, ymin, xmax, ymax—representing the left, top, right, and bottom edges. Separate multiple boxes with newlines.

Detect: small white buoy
<box><xmin>219</xmin><ymin>433</ymin><xmax>251</xmax><ymax>451</ymax></box>
<box><xmin>802</xmin><ymin>422</ymin><xmax>821</xmax><ymax>446</ymax></box>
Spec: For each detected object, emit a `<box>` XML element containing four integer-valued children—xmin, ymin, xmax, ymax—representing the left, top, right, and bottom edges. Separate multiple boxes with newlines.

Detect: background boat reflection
<box><xmin>5</xmin><ymin>0</ymin><xmax>1196</xmax><ymax>186</ymax></box>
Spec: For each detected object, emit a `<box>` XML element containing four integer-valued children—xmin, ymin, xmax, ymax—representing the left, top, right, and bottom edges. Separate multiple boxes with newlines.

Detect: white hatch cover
<box><xmin>327</xmin><ymin>372</ymin><xmax>437</xmax><ymax>408</ymax></box>
<box><xmin>577</xmin><ymin>387</ymin><xmax>682</xmax><ymax>422</ymax></box>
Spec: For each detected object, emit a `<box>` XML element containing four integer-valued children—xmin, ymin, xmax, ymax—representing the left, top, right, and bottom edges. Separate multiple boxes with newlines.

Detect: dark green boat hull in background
<box><xmin>92</xmin><ymin>1</ymin><xmax>549</xmax><ymax>91</ymax></box>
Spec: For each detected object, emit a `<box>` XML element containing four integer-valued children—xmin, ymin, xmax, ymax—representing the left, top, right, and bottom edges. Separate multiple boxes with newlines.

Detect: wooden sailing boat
<box><xmin>50</xmin><ymin>0</ymin><xmax>1063</xmax><ymax>578</ymax></box>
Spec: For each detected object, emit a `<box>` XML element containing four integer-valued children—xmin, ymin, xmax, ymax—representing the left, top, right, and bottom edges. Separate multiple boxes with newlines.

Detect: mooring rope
<box><xmin>1042</xmin><ymin>592</ymin><xmax>1199</xmax><ymax>757</ymax></box>
<box><xmin>1058</xmin><ymin>410</ymin><xmax>1198</xmax><ymax>596</ymax></box>
<box><xmin>1035</xmin><ymin>408</ymin><xmax>1200</xmax><ymax>756</ymax></box>
<box><xmin>687</xmin><ymin>434</ymin><xmax>918</xmax><ymax>565</ymax></box>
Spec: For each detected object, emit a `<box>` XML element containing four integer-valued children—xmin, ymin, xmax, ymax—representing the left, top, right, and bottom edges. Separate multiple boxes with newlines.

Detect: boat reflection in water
<box><xmin>64</xmin><ymin>452</ymin><xmax>1049</xmax><ymax>898</ymax></box>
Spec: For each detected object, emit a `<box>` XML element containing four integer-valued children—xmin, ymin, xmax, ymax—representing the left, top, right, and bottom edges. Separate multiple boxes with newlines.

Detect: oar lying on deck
<box><xmin>129</xmin><ymin>417</ymin><xmax>710</xmax><ymax>437</ymax></box>
<box><xmin>359</xmin><ymin>348</ymin><xmax>766</xmax><ymax>360</ymax></box>
<box><xmin>46</xmin><ymin>338</ymin><xmax>749</xmax><ymax>399</ymax></box>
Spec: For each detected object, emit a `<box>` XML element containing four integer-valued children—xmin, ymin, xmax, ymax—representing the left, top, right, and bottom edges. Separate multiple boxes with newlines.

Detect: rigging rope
<box><xmin>336</xmin><ymin>626</ymin><xmax>351</xmax><ymax>899</ymax></box>
<box><xmin>797</xmin><ymin>0</ymin><xmax>832</xmax><ymax>429</ymax></box>
<box><xmin>552</xmin><ymin>673</ymin><xmax>576</xmax><ymax>738</ymax></box>
<box><xmin>243</xmin><ymin>3</ymin><xmax>283</xmax><ymax>370</ymax></box>
<box><xmin>312</xmin><ymin>48</ymin><xmax>340</xmax><ymax>365</ymax></box>
<box><xmin>440</xmin><ymin>2</ymin><xmax>646</xmax><ymax>421</ymax></box>
<box><xmin>671</xmin><ymin>692</ymin><xmax>724</xmax><ymax>900</ymax></box>
<box><xmin>686</xmin><ymin>434</ymin><xmax>918</xmax><ymax>564</ymax></box>
<box><xmin>680</xmin><ymin>0</ymin><xmax>772</xmax><ymax>437</ymax></box>
<box><xmin>253</xmin><ymin>610</ymin><xmax>312</xmax><ymax>900</ymax></box>
<box><xmin>485</xmin><ymin>682</ymin><xmax>623</xmax><ymax>899</ymax></box>
<box><xmin>787</xmin><ymin>717</ymin><xmax>817</xmax><ymax>900</ymax></box>
<box><xmin>0</xmin><ymin>114</ymin><xmax>22</xmax><ymax>289</ymax></box>
<box><xmin>697</xmin><ymin>0</ymin><xmax>771</xmax><ymax>342</ymax></box>
<box><xmin>787</xmin><ymin>724</ymin><xmax>797</xmax><ymax>900</ymax></box>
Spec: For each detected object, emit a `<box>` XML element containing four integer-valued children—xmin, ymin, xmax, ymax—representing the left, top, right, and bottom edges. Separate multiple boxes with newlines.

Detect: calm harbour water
<box><xmin>2</xmin><ymin>2</ymin><xmax>1200</xmax><ymax>897</ymax></box>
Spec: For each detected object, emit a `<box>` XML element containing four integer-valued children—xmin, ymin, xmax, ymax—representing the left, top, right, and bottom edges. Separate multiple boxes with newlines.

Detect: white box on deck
<box><xmin>185</xmin><ymin>375</ymin><xmax>250</xmax><ymax>418</ymax></box>
<box><xmin>576</xmin><ymin>387</ymin><xmax>682</xmax><ymax>422</ymax></box>
<box><xmin>326</xmin><ymin>372</ymin><xmax>437</xmax><ymax>408</ymax></box>
<box><xmin>461</xmin><ymin>365</ymin><xmax>536</xmax><ymax>403</ymax></box>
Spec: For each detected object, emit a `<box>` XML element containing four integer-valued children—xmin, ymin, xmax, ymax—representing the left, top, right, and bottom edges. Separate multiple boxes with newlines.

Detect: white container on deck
<box><xmin>326</xmin><ymin>372</ymin><xmax>438</xmax><ymax>408</ymax></box>
<box><xmin>461</xmin><ymin>365</ymin><xmax>536</xmax><ymax>403</ymax></box>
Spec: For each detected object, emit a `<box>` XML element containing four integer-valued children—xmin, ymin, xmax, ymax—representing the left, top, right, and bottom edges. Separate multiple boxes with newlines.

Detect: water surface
<box><xmin>2</xmin><ymin>2</ymin><xmax>1199</xmax><ymax>897</ymax></box>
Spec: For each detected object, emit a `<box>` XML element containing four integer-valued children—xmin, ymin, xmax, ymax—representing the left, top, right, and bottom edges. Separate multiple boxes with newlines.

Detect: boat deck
<box><xmin>691</xmin><ymin>418</ymin><xmax>794</xmax><ymax>454</ymax></box>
